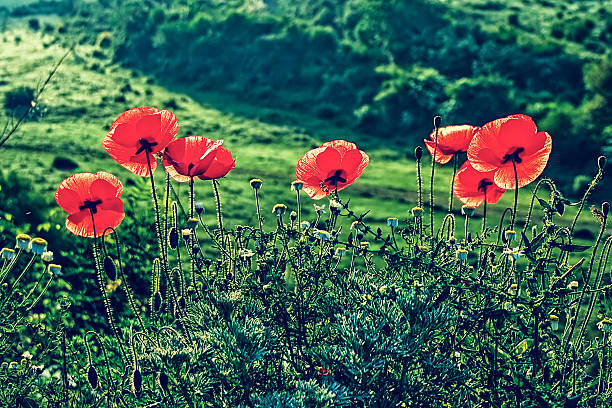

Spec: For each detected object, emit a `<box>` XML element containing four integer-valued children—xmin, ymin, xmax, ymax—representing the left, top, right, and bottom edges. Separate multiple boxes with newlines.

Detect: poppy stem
<box><xmin>145</xmin><ymin>152</ymin><xmax>169</xmax><ymax>275</ymax></box>
<box><xmin>449</xmin><ymin>154</ymin><xmax>457</xmax><ymax>212</ymax></box>
<box><xmin>296</xmin><ymin>189</ymin><xmax>301</xmax><ymax>230</ymax></box>
<box><xmin>88</xmin><ymin>210</ymin><xmax>128</xmax><ymax>366</ymax></box>
<box><xmin>189</xmin><ymin>176</ymin><xmax>194</xmax><ymax>218</ymax></box>
<box><xmin>430</xmin><ymin>117</ymin><xmax>441</xmax><ymax>243</ymax></box>
<box><xmin>254</xmin><ymin>189</ymin><xmax>263</xmax><ymax>235</ymax></box>
<box><xmin>482</xmin><ymin>190</ymin><xmax>487</xmax><ymax>235</ymax></box>
<box><xmin>511</xmin><ymin>158</ymin><xmax>518</xmax><ymax>231</ymax></box>
<box><xmin>212</xmin><ymin>179</ymin><xmax>225</xmax><ymax>258</ymax></box>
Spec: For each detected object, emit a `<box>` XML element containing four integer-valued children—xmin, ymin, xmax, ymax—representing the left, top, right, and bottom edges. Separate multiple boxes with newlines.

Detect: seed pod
<box><xmin>157</xmin><ymin>371</ymin><xmax>169</xmax><ymax>393</ymax></box>
<box><xmin>414</xmin><ymin>146</ymin><xmax>423</xmax><ymax>161</ymax></box>
<box><xmin>153</xmin><ymin>291</ymin><xmax>162</xmax><ymax>313</ymax></box>
<box><xmin>168</xmin><ymin>227</ymin><xmax>178</xmax><ymax>249</ymax></box>
<box><xmin>103</xmin><ymin>256</ymin><xmax>117</xmax><ymax>281</ymax></box>
<box><xmin>87</xmin><ymin>365</ymin><xmax>98</xmax><ymax>390</ymax></box>
<box><xmin>131</xmin><ymin>369</ymin><xmax>142</xmax><ymax>395</ymax></box>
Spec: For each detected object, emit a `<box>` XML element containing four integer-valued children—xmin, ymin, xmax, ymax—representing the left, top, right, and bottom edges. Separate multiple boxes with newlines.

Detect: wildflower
<box><xmin>316</xmin><ymin>229</ymin><xmax>331</xmax><ymax>241</ymax></box>
<box><xmin>30</xmin><ymin>237</ymin><xmax>48</xmax><ymax>255</ymax></box>
<box><xmin>55</xmin><ymin>172</ymin><xmax>124</xmax><ymax>238</ymax></box>
<box><xmin>103</xmin><ymin>107</ymin><xmax>179</xmax><ymax>177</ymax></box>
<box><xmin>181</xmin><ymin>228</ymin><xmax>192</xmax><ymax>237</ymax></box>
<box><xmin>48</xmin><ymin>264</ymin><xmax>62</xmax><ymax>276</ymax></box>
<box><xmin>467</xmin><ymin>114</ymin><xmax>552</xmax><ymax>189</ymax></box>
<box><xmin>249</xmin><ymin>178</ymin><xmax>263</xmax><ymax>190</ymax></box>
<box><xmin>334</xmin><ymin>246</ymin><xmax>346</xmax><ymax>257</ymax></box>
<box><xmin>291</xmin><ymin>180</ymin><xmax>304</xmax><ymax>191</ymax></box>
<box><xmin>549</xmin><ymin>314</ymin><xmax>559</xmax><ymax>331</ymax></box>
<box><xmin>567</xmin><ymin>281</ymin><xmax>579</xmax><ymax>290</ymax></box>
<box><xmin>163</xmin><ymin>136</ymin><xmax>235</xmax><ymax>182</ymax></box>
<box><xmin>504</xmin><ymin>248</ymin><xmax>523</xmax><ymax>262</ymax></box>
<box><xmin>300</xmin><ymin>221</ymin><xmax>310</xmax><ymax>230</ymax></box>
<box><xmin>1</xmin><ymin>248</ymin><xmax>15</xmax><ymax>260</ymax></box>
<box><xmin>597</xmin><ymin>318</ymin><xmax>612</xmax><ymax>333</ymax></box>
<box><xmin>453</xmin><ymin>162</ymin><xmax>506</xmax><ymax>207</ymax></box>
<box><xmin>314</xmin><ymin>204</ymin><xmax>326</xmax><ymax>215</ymax></box>
<box><xmin>16</xmin><ymin>234</ymin><xmax>31</xmax><ymax>250</ymax></box>
<box><xmin>360</xmin><ymin>241</ymin><xmax>370</xmax><ymax>249</ymax></box>
<box><xmin>296</xmin><ymin>140</ymin><xmax>369</xmax><ymax>199</ymax></box>
<box><xmin>456</xmin><ymin>249</ymin><xmax>468</xmax><ymax>261</ymax></box>
<box><xmin>411</xmin><ymin>207</ymin><xmax>424</xmax><ymax>217</ymax></box>
<box><xmin>272</xmin><ymin>204</ymin><xmax>287</xmax><ymax>215</ymax></box>
<box><xmin>461</xmin><ymin>205</ymin><xmax>475</xmax><ymax>217</ymax></box>
<box><xmin>504</xmin><ymin>230</ymin><xmax>516</xmax><ymax>242</ymax></box>
<box><xmin>387</xmin><ymin>217</ymin><xmax>398</xmax><ymax>227</ymax></box>
<box><xmin>41</xmin><ymin>251</ymin><xmax>54</xmax><ymax>262</ymax></box>
<box><xmin>424</xmin><ymin>125</ymin><xmax>477</xmax><ymax>164</ymax></box>
<box><xmin>194</xmin><ymin>202</ymin><xmax>204</xmax><ymax>215</ymax></box>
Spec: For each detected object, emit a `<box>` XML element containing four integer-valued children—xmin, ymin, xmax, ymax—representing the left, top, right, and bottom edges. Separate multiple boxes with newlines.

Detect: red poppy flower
<box><xmin>424</xmin><ymin>125</ymin><xmax>477</xmax><ymax>164</ymax></box>
<box><xmin>103</xmin><ymin>107</ymin><xmax>179</xmax><ymax>177</ymax></box>
<box><xmin>453</xmin><ymin>161</ymin><xmax>506</xmax><ymax>207</ymax></box>
<box><xmin>296</xmin><ymin>140</ymin><xmax>369</xmax><ymax>200</ymax></box>
<box><xmin>162</xmin><ymin>136</ymin><xmax>235</xmax><ymax>182</ymax></box>
<box><xmin>55</xmin><ymin>172</ymin><xmax>125</xmax><ymax>238</ymax></box>
<box><xmin>467</xmin><ymin>114</ymin><xmax>552</xmax><ymax>189</ymax></box>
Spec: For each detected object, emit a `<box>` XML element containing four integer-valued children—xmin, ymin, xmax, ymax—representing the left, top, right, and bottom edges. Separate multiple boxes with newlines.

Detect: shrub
<box><xmin>3</xmin><ymin>86</ymin><xmax>35</xmax><ymax>117</ymax></box>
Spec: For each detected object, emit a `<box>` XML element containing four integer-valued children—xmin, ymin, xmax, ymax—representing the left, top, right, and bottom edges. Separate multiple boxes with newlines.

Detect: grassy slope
<box><xmin>0</xmin><ymin>27</ymin><xmax>602</xmax><ymax>248</ymax></box>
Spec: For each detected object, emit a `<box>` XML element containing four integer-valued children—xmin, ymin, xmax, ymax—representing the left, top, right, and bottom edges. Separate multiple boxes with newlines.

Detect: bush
<box><xmin>3</xmin><ymin>86</ymin><xmax>34</xmax><ymax>117</ymax></box>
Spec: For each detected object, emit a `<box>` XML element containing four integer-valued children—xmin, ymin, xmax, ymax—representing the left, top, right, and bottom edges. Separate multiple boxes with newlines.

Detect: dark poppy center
<box><xmin>478</xmin><ymin>179</ymin><xmax>493</xmax><ymax>192</ymax></box>
<box><xmin>324</xmin><ymin>169</ymin><xmax>347</xmax><ymax>188</ymax></box>
<box><xmin>502</xmin><ymin>147</ymin><xmax>524</xmax><ymax>164</ymax></box>
<box><xmin>80</xmin><ymin>199</ymin><xmax>103</xmax><ymax>214</ymax></box>
<box><xmin>135</xmin><ymin>139</ymin><xmax>158</xmax><ymax>155</ymax></box>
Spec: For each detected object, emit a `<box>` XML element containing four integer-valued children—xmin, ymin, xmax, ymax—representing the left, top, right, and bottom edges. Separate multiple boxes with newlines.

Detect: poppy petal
<box><xmin>453</xmin><ymin>162</ymin><xmax>505</xmax><ymax>207</ymax></box>
<box><xmin>66</xmin><ymin>210</ymin><xmax>92</xmax><ymax>237</ymax></box>
<box><xmin>163</xmin><ymin>162</ymin><xmax>191</xmax><ymax>183</ymax></box>
<box><xmin>494</xmin><ymin>131</ymin><xmax>552</xmax><ymax>189</ymax></box>
<box><xmin>90</xmin><ymin>179</ymin><xmax>120</xmax><ymax>201</ymax></box>
<box><xmin>316</xmin><ymin>147</ymin><xmax>342</xmax><ymax>175</ymax></box>
<box><xmin>199</xmin><ymin>147</ymin><xmax>236</xmax><ymax>180</ymax></box>
<box><xmin>93</xmin><ymin>172</ymin><xmax>124</xmax><ymax>197</ymax></box>
<box><xmin>424</xmin><ymin>139</ymin><xmax>454</xmax><ymax>164</ymax></box>
<box><xmin>296</xmin><ymin>147</ymin><xmax>326</xmax><ymax>182</ymax></box>
<box><xmin>55</xmin><ymin>188</ymin><xmax>82</xmax><ymax>214</ymax></box>
<box><xmin>55</xmin><ymin>173</ymin><xmax>97</xmax><ymax>213</ymax></box>
<box><xmin>320</xmin><ymin>140</ymin><xmax>357</xmax><ymax>156</ymax></box>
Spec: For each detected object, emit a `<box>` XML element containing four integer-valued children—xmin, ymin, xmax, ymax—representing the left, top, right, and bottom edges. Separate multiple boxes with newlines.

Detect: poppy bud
<box><xmin>1</xmin><ymin>248</ymin><xmax>15</xmax><ymax>260</ymax></box>
<box><xmin>30</xmin><ymin>238</ymin><xmax>48</xmax><ymax>255</ymax></box>
<box><xmin>157</xmin><ymin>371</ymin><xmax>169</xmax><ymax>393</ymax></box>
<box><xmin>387</xmin><ymin>217</ymin><xmax>398</xmax><ymax>227</ymax></box>
<box><xmin>152</xmin><ymin>291</ymin><xmax>162</xmax><ymax>313</ymax></box>
<box><xmin>433</xmin><ymin>115</ymin><xmax>442</xmax><ymax>129</ymax></box>
<box><xmin>168</xmin><ymin>227</ymin><xmax>178</xmax><ymax>249</ymax></box>
<box><xmin>250</xmin><ymin>178</ymin><xmax>263</xmax><ymax>190</ymax></box>
<box><xmin>16</xmin><ymin>234</ymin><xmax>32</xmax><ymax>250</ymax></box>
<box><xmin>131</xmin><ymin>369</ymin><xmax>142</xmax><ymax>395</ymax></box>
<box><xmin>603</xmin><ymin>202</ymin><xmax>610</xmax><ymax>217</ymax></box>
<box><xmin>598</xmin><ymin>156</ymin><xmax>607</xmax><ymax>171</ymax></box>
<box><xmin>87</xmin><ymin>365</ymin><xmax>98</xmax><ymax>390</ymax></box>
<box><xmin>194</xmin><ymin>201</ymin><xmax>204</xmax><ymax>215</ymax></box>
<box><xmin>291</xmin><ymin>180</ymin><xmax>304</xmax><ymax>191</ymax></box>
<box><xmin>103</xmin><ymin>256</ymin><xmax>117</xmax><ymax>281</ymax></box>
<box><xmin>414</xmin><ymin>146</ymin><xmax>423</xmax><ymax>161</ymax></box>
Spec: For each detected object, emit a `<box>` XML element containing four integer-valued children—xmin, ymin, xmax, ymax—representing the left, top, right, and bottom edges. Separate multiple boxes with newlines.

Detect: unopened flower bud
<box><xmin>291</xmin><ymin>180</ymin><xmax>304</xmax><ymax>191</ymax></box>
<box><xmin>549</xmin><ymin>314</ymin><xmax>559</xmax><ymax>331</ymax></box>
<box><xmin>414</xmin><ymin>146</ymin><xmax>423</xmax><ymax>161</ymax></box>
<box><xmin>603</xmin><ymin>202</ymin><xmax>610</xmax><ymax>217</ymax></box>
<box><xmin>48</xmin><ymin>264</ymin><xmax>62</xmax><ymax>276</ymax></box>
<box><xmin>250</xmin><ymin>178</ymin><xmax>263</xmax><ymax>190</ymax></box>
<box><xmin>290</xmin><ymin>211</ymin><xmax>297</xmax><ymax>221</ymax></box>
<box><xmin>316</xmin><ymin>229</ymin><xmax>331</xmax><ymax>241</ymax></box>
<box><xmin>300</xmin><ymin>221</ymin><xmax>310</xmax><ymax>230</ymax></box>
<box><xmin>194</xmin><ymin>202</ymin><xmax>204</xmax><ymax>215</ymax></box>
<box><xmin>433</xmin><ymin>115</ymin><xmax>442</xmax><ymax>129</ymax></box>
<box><xmin>387</xmin><ymin>217</ymin><xmax>398</xmax><ymax>227</ymax></box>
<box><xmin>598</xmin><ymin>156</ymin><xmax>607</xmax><ymax>171</ymax></box>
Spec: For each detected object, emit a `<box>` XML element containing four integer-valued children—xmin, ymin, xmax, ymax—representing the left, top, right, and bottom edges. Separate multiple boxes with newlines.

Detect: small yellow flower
<box><xmin>250</xmin><ymin>178</ymin><xmax>263</xmax><ymax>189</ymax></box>
<box><xmin>291</xmin><ymin>180</ymin><xmax>304</xmax><ymax>191</ymax></box>
<box><xmin>272</xmin><ymin>204</ymin><xmax>287</xmax><ymax>215</ymax></box>
<box><xmin>461</xmin><ymin>205</ymin><xmax>475</xmax><ymax>217</ymax></box>
<box><xmin>411</xmin><ymin>207</ymin><xmax>424</xmax><ymax>217</ymax></box>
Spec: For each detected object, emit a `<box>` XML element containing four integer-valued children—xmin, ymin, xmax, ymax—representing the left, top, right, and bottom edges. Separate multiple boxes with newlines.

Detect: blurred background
<box><xmin>0</xmin><ymin>0</ymin><xmax>610</xmax><ymax>329</ymax></box>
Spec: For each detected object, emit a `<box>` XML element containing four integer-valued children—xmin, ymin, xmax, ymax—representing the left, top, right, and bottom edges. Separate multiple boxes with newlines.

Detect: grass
<box><xmin>0</xmin><ymin>27</ymin><xmax>602</xmax><ymax>249</ymax></box>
